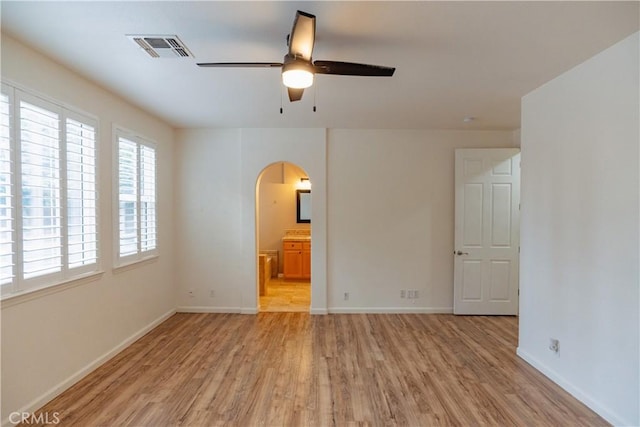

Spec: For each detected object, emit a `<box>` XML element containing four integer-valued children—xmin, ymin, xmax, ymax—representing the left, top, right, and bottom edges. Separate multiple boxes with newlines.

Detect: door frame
<box><xmin>256</xmin><ymin>161</ymin><xmax>312</xmax><ymax>311</ymax></box>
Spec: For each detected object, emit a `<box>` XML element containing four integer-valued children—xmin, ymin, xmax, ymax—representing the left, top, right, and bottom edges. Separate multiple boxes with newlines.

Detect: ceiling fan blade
<box><xmin>313</xmin><ymin>60</ymin><xmax>395</xmax><ymax>76</ymax></box>
<box><xmin>197</xmin><ymin>62</ymin><xmax>283</xmax><ymax>68</ymax></box>
<box><xmin>287</xmin><ymin>87</ymin><xmax>304</xmax><ymax>102</ymax></box>
<box><xmin>288</xmin><ymin>11</ymin><xmax>316</xmax><ymax>61</ymax></box>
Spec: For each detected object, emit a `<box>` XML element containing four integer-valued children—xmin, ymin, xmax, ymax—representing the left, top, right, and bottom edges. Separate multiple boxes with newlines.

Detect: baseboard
<box><xmin>176</xmin><ymin>307</ymin><xmax>453</xmax><ymax>315</ymax></box>
<box><xmin>328</xmin><ymin>307</ymin><xmax>453</xmax><ymax>314</ymax></box>
<box><xmin>516</xmin><ymin>347</ymin><xmax>630</xmax><ymax>426</ymax></box>
<box><xmin>2</xmin><ymin>308</ymin><xmax>176</xmax><ymax>427</ymax></box>
<box><xmin>176</xmin><ymin>305</ymin><xmax>242</xmax><ymax>313</ymax></box>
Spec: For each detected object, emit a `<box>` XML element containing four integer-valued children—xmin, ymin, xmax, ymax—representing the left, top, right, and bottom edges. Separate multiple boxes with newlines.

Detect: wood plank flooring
<box><xmin>23</xmin><ymin>313</ymin><xmax>607</xmax><ymax>426</ymax></box>
<box><xmin>260</xmin><ymin>278</ymin><xmax>310</xmax><ymax>312</ymax></box>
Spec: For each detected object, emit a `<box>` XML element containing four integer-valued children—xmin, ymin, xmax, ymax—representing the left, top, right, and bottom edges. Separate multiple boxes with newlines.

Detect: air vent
<box><xmin>127</xmin><ymin>34</ymin><xmax>194</xmax><ymax>59</ymax></box>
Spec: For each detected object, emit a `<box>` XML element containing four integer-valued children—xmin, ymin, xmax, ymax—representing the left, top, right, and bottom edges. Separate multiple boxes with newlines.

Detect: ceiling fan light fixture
<box><xmin>282</xmin><ymin>69</ymin><xmax>314</xmax><ymax>88</ymax></box>
<box><xmin>282</xmin><ymin>61</ymin><xmax>314</xmax><ymax>89</ymax></box>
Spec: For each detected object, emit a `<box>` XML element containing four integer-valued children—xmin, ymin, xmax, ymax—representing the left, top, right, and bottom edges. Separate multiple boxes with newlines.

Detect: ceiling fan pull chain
<box><xmin>280</xmin><ymin>85</ymin><xmax>284</xmax><ymax>114</ymax></box>
<box><xmin>313</xmin><ymin>82</ymin><xmax>317</xmax><ymax>112</ymax></box>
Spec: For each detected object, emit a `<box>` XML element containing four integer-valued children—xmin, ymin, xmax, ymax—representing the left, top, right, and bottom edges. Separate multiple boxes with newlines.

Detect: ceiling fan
<box><xmin>197</xmin><ymin>10</ymin><xmax>396</xmax><ymax>102</ymax></box>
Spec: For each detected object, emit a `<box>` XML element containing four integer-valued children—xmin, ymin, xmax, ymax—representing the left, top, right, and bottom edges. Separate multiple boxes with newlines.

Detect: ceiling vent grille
<box><xmin>127</xmin><ymin>35</ymin><xmax>194</xmax><ymax>59</ymax></box>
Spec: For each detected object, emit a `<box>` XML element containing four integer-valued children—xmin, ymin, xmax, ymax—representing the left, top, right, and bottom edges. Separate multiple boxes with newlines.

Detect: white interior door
<box><xmin>454</xmin><ymin>149</ymin><xmax>520</xmax><ymax>315</ymax></box>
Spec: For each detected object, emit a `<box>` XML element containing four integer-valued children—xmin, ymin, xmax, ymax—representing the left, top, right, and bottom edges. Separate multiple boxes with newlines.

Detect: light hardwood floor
<box><xmin>23</xmin><ymin>313</ymin><xmax>607</xmax><ymax>426</ymax></box>
<box><xmin>259</xmin><ymin>278</ymin><xmax>310</xmax><ymax>312</ymax></box>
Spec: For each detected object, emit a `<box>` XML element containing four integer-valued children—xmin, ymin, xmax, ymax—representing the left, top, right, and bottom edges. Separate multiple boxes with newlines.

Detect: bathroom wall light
<box><xmin>298</xmin><ymin>177</ymin><xmax>311</xmax><ymax>190</ymax></box>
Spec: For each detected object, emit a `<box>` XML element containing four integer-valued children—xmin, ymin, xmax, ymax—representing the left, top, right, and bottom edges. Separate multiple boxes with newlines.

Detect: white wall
<box><xmin>174</xmin><ymin>128</ymin><xmax>243</xmax><ymax>311</ymax></box>
<box><xmin>327</xmin><ymin>129</ymin><xmax>513</xmax><ymax>311</ymax></box>
<box><xmin>175</xmin><ymin>128</ymin><xmax>513</xmax><ymax>315</ymax></box>
<box><xmin>174</xmin><ymin>128</ymin><xmax>327</xmax><ymax>314</ymax></box>
<box><xmin>519</xmin><ymin>32</ymin><xmax>639</xmax><ymax>426</ymax></box>
<box><xmin>0</xmin><ymin>35</ymin><xmax>176</xmax><ymax>423</ymax></box>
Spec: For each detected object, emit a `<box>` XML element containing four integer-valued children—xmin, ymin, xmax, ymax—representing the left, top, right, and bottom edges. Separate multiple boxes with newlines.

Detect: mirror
<box><xmin>296</xmin><ymin>189</ymin><xmax>311</xmax><ymax>223</ymax></box>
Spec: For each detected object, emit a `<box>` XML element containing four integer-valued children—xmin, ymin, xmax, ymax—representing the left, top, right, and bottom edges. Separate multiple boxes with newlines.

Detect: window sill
<box><xmin>112</xmin><ymin>255</ymin><xmax>159</xmax><ymax>274</ymax></box>
<box><xmin>1</xmin><ymin>271</ymin><xmax>105</xmax><ymax>308</ymax></box>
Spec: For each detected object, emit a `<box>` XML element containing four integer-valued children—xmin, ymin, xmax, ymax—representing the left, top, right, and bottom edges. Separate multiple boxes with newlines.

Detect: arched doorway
<box><xmin>256</xmin><ymin>162</ymin><xmax>311</xmax><ymax>312</ymax></box>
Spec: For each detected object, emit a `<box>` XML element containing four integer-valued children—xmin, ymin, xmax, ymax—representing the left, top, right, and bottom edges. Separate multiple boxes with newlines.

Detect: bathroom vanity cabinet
<box><xmin>283</xmin><ymin>240</ymin><xmax>311</xmax><ymax>280</ymax></box>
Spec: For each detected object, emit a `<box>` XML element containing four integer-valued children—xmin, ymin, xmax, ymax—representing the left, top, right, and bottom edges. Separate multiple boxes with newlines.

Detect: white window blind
<box><xmin>20</xmin><ymin>100</ymin><xmax>62</xmax><ymax>279</ymax></box>
<box><xmin>66</xmin><ymin>118</ymin><xmax>97</xmax><ymax>269</ymax></box>
<box><xmin>116</xmin><ymin>129</ymin><xmax>157</xmax><ymax>265</ymax></box>
<box><xmin>0</xmin><ymin>91</ymin><xmax>14</xmax><ymax>287</ymax></box>
<box><xmin>118</xmin><ymin>138</ymin><xmax>138</xmax><ymax>257</ymax></box>
<box><xmin>140</xmin><ymin>145</ymin><xmax>156</xmax><ymax>252</ymax></box>
<box><xmin>0</xmin><ymin>83</ymin><xmax>99</xmax><ymax>297</ymax></box>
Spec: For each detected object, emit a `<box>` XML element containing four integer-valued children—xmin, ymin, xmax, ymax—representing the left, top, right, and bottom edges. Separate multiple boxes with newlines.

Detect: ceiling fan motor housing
<box><xmin>282</xmin><ymin>55</ymin><xmax>315</xmax><ymax>89</ymax></box>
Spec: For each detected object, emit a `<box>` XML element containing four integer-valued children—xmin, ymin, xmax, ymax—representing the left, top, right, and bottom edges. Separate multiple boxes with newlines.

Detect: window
<box><xmin>114</xmin><ymin>128</ymin><xmax>156</xmax><ymax>266</ymax></box>
<box><xmin>1</xmin><ymin>83</ymin><xmax>99</xmax><ymax>296</ymax></box>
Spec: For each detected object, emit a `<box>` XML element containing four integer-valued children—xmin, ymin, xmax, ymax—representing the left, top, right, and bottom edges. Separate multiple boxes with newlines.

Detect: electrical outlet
<box><xmin>400</xmin><ymin>290</ymin><xmax>406</xmax><ymax>298</ymax></box>
<box><xmin>549</xmin><ymin>338</ymin><xmax>559</xmax><ymax>353</ymax></box>
<box><xmin>188</xmin><ymin>290</ymin><xmax>195</xmax><ymax>298</ymax></box>
<box><xmin>344</xmin><ymin>292</ymin><xmax>349</xmax><ymax>301</ymax></box>
<box><xmin>209</xmin><ymin>290</ymin><xmax>215</xmax><ymax>298</ymax></box>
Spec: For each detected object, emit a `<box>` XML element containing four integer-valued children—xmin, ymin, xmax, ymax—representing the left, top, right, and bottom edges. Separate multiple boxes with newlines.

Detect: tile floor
<box><xmin>259</xmin><ymin>278</ymin><xmax>310</xmax><ymax>312</ymax></box>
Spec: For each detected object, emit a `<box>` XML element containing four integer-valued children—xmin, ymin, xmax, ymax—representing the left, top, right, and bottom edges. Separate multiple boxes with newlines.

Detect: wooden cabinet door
<box><xmin>301</xmin><ymin>242</ymin><xmax>311</xmax><ymax>279</ymax></box>
<box><xmin>283</xmin><ymin>240</ymin><xmax>310</xmax><ymax>280</ymax></box>
<box><xmin>283</xmin><ymin>248</ymin><xmax>303</xmax><ymax>279</ymax></box>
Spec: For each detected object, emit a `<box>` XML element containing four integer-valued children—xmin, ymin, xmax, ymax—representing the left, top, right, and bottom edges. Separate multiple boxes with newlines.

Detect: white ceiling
<box><xmin>1</xmin><ymin>1</ymin><xmax>638</xmax><ymax>130</ymax></box>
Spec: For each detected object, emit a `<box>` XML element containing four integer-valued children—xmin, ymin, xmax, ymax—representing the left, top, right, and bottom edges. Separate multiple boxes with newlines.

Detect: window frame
<box><xmin>112</xmin><ymin>125</ymin><xmax>158</xmax><ymax>268</ymax></box>
<box><xmin>1</xmin><ymin>82</ymin><xmax>100</xmax><ymax>298</ymax></box>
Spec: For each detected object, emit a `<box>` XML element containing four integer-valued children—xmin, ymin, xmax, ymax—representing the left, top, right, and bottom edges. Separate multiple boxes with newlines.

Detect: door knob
<box><xmin>455</xmin><ymin>250</ymin><xmax>469</xmax><ymax>256</ymax></box>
